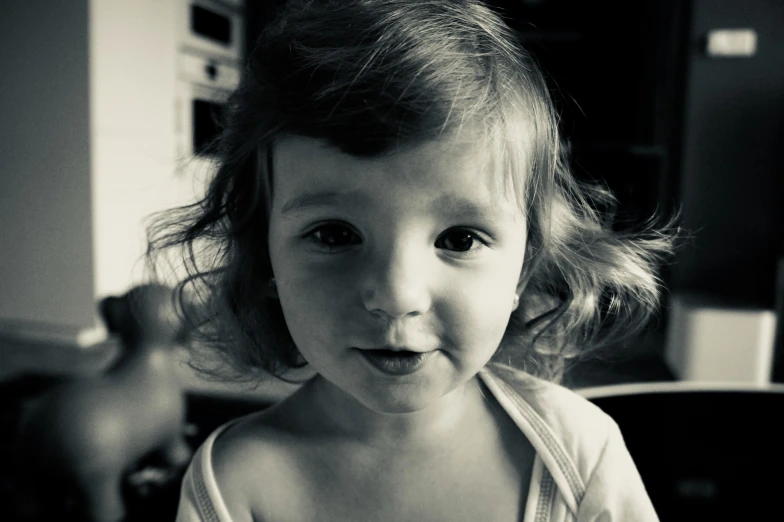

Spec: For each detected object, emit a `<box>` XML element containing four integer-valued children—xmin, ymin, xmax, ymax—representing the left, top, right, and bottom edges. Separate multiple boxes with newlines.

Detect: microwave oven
<box><xmin>179</xmin><ymin>0</ymin><xmax>244</xmax><ymax>62</ymax></box>
<box><xmin>176</xmin><ymin>52</ymin><xmax>241</xmax><ymax>162</ymax></box>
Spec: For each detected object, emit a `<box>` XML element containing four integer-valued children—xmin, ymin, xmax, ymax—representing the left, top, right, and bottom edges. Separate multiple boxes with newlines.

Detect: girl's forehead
<box><xmin>274</xmin><ymin>134</ymin><xmax>481</xmax><ymax>173</ymax></box>
<box><xmin>274</xmin><ymin>132</ymin><xmax>524</xmax><ymax>193</ymax></box>
<box><xmin>270</xmin><ymin>134</ymin><xmax>526</xmax><ymax>218</ymax></box>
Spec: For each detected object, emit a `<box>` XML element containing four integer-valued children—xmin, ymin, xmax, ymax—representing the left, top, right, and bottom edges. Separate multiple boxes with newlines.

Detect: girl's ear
<box><xmin>515</xmin><ymin>264</ymin><xmax>530</xmax><ymax>303</ymax></box>
<box><xmin>515</xmin><ymin>276</ymin><xmax>527</xmax><ymax>298</ymax></box>
<box><xmin>515</xmin><ymin>234</ymin><xmax>536</xmax><ymax>303</ymax></box>
<box><xmin>266</xmin><ymin>277</ymin><xmax>279</xmax><ymax>299</ymax></box>
<box><xmin>512</xmin><ymin>293</ymin><xmax>520</xmax><ymax>312</ymax></box>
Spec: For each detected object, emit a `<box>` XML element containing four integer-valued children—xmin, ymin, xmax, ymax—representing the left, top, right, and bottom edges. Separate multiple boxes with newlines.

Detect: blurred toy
<box><xmin>15</xmin><ymin>284</ymin><xmax>192</xmax><ymax>522</ymax></box>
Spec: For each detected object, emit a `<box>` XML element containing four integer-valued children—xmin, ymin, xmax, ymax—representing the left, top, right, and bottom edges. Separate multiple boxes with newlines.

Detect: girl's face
<box><xmin>268</xmin><ymin>135</ymin><xmax>527</xmax><ymax>414</ymax></box>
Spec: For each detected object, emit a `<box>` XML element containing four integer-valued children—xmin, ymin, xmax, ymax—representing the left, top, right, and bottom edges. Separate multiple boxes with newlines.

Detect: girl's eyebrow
<box><xmin>279</xmin><ymin>190</ymin><xmax>366</xmax><ymax>217</ymax></box>
<box><xmin>430</xmin><ymin>193</ymin><xmax>518</xmax><ymax>222</ymax></box>
<box><xmin>279</xmin><ymin>190</ymin><xmax>518</xmax><ymax>222</ymax></box>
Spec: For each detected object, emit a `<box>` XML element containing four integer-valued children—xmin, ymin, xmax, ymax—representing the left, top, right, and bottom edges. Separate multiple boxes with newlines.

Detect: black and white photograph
<box><xmin>1</xmin><ymin>1</ymin><xmax>783</xmax><ymax>520</ymax></box>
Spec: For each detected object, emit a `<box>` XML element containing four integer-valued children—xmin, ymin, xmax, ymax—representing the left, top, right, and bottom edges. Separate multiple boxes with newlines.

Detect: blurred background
<box><xmin>1</xmin><ymin>0</ymin><xmax>783</xmax><ymax>520</ymax></box>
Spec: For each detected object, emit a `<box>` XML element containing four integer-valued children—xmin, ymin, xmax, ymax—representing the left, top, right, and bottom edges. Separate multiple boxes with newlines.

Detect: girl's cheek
<box><xmin>282</xmin><ymin>263</ymin><xmax>358</xmax><ymax>313</ymax></box>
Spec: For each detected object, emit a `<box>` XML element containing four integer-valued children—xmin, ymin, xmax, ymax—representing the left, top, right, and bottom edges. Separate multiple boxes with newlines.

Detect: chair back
<box><xmin>580</xmin><ymin>382</ymin><xmax>784</xmax><ymax>521</ymax></box>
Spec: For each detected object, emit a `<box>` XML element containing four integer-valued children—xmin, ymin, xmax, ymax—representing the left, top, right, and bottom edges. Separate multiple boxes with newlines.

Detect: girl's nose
<box><xmin>360</xmin><ymin>245</ymin><xmax>432</xmax><ymax>320</ymax></box>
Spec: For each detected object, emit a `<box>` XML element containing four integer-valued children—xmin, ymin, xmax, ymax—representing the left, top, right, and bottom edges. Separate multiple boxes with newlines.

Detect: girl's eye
<box><xmin>435</xmin><ymin>228</ymin><xmax>486</xmax><ymax>253</ymax></box>
<box><xmin>307</xmin><ymin>223</ymin><xmax>361</xmax><ymax>248</ymax></box>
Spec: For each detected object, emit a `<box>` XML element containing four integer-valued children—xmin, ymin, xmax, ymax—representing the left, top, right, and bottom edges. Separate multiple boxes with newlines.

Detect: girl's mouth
<box><xmin>358</xmin><ymin>348</ymin><xmax>436</xmax><ymax>376</ymax></box>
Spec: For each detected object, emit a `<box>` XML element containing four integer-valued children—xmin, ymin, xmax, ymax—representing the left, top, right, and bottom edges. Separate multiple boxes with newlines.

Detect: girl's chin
<box><xmin>309</xmin><ymin>354</ymin><xmax>486</xmax><ymax>417</ymax></box>
<box><xmin>355</xmin><ymin>378</ymin><xmax>475</xmax><ymax>417</ymax></box>
<box><xmin>360</xmin><ymin>391</ymin><xmax>445</xmax><ymax>415</ymax></box>
<box><xmin>311</xmin><ymin>372</ymin><xmax>448</xmax><ymax>414</ymax></box>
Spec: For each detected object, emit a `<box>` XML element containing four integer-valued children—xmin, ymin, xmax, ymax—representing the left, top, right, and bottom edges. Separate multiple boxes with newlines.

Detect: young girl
<box><xmin>150</xmin><ymin>0</ymin><xmax>674</xmax><ymax>520</ymax></box>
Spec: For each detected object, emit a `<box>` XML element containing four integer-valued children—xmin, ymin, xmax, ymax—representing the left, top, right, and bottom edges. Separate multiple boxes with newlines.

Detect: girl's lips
<box><xmin>358</xmin><ymin>348</ymin><xmax>436</xmax><ymax>376</ymax></box>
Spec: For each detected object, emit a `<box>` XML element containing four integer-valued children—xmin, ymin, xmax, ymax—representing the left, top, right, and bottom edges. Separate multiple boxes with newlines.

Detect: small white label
<box><xmin>706</xmin><ymin>29</ymin><xmax>758</xmax><ymax>58</ymax></box>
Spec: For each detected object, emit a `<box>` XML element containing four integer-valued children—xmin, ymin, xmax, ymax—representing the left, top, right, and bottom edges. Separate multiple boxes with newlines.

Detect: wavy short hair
<box><xmin>148</xmin><ymin>0</ymin><xmax>674</xmax><ymax>383</ymax></box>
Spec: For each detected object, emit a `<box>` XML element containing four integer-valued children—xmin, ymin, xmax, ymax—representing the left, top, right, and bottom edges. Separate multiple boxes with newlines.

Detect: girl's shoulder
<box><xmin>210</xmin><ymin>403</ymin><xmax>307</xmax><ymax>522</ymax></box>
<box><xmin>484</xmin><ymin>362</ymin><xmax>613</xmax><ymax>431</ymax></box>
<box><xmin>482</xmin><ymin>367</ymin><xmax>658</xmax><ymax>520</ymax></box>
<box><xmin>481</xmin><ymin>363</ymin><xmax>620</xmax><ymax>497</ymax></box>
<box><xmin>209</xmin><ymin>411</ymin><xmax>269</xmax><ymax>521</ymax></box>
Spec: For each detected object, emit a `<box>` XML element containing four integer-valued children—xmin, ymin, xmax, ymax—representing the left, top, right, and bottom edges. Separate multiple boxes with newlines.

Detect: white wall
<box><xmin>1</xmin><ymin>0</ymin><xmax>201</xmax><ymax>345</ymax></box>
<box><xmin>90</xmin><ymin>0</ymin><xmax>197</xmax><ymax>300</ymax></box>
<box><xmin>0</xmin><ymin>0</ymin><xmax>96</xmax><ymax>330</ymax></box>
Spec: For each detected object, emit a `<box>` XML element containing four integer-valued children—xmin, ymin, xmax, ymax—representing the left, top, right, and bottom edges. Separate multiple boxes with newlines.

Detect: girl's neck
<box><xmin>299</xmin><ymin>374</ymin><xmax>491</xmax><ymax>449</ymax></box>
